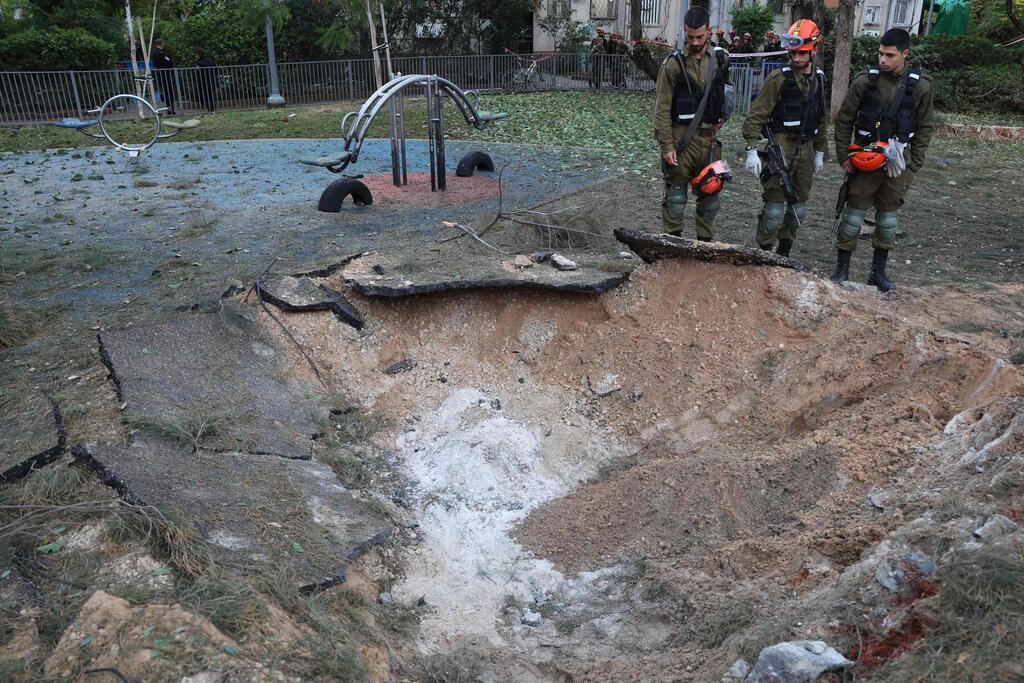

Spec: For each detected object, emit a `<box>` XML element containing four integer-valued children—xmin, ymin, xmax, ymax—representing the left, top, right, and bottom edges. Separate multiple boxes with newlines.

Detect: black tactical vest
<box><xmin>855</xmin><ymin>67</ymin><xmax>921</xmax><ymax>144</ymax></box>
<box><xmin>768</xmin><ymin>66</ymin><xmax>825</xmax><ymax>140</ymax></box>
<box><xmin>670</xmin><ymin>47</ymin><xmax>726</xmax><ymax>126</ymax></box>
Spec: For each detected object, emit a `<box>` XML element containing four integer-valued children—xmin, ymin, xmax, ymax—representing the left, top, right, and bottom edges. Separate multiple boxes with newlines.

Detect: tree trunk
<box><xmin>365</xmin><ymin>0</ymin><xmax>382</xmax><ymax>90</ymax></box>
<box><xmin>831</xmin><ymin>0</ymin><xmax>857</xmax><ymax>121</ymax></box>
<box><xmin>628</xmin><ymin>0</ymin><xmax>660</xmax><ymax>80</ymax></box>
<box><xmin>1007</xmin><ymin>0</ymin><xmax>1024</xmax><ymax>33</ymax></box>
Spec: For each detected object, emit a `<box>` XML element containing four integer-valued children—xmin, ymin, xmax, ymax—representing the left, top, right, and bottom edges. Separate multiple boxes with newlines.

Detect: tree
<box><xmin>830</xmin><ymin>0</ymin><xmax>857</xmax><ymax>119</ymax></box>
<box><xmin>536</xmin><ymin>3</ymin><xmax>588</xmax><ymax>52</ymax></box>
<box><xmin>629</xmin><ymin>0</ymin><xmax>660</xmax><ymax>80</ymax></box>
<box><xmin>731</xmin><ymin>4</ymin><xmax>776</xmax><ymax>41</ymax></box>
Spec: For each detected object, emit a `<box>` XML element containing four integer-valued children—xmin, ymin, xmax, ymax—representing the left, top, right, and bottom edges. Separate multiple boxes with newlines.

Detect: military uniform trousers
<box><xmin>757</xmin><ymin>136</ymin><xmax>815</xmax><ymax>247</ymax></box>
<box><xmin>836</xmin><ymin>168</ymin><xmax>915</xmax><ymax>252</ymax></box>
<box><xmin>662</xmin><ymin>131</ymin><xmax>720</xmax><ymax>239</ymax></box>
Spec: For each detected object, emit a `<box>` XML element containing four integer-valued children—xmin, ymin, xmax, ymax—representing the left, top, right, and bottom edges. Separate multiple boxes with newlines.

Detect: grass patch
<box><xmin>105</xmin><ymin>508</ymin><xmax>214</xmax><ymax>576</ymax></box>
<box><xmin>868</xmin><ymin>545</ymin><xmax>1024</xmax><ymax>681</ymax></box>
<box><xmin>167</xmin><ymin>177</ymin><xmax>203</xmax><ymax>190</ymax></box>
<box><xmin>0</xmin><ymin>304</ymin><xmax>42</xmax><ymax>348</ymax></box>
<box><xmin>175</xmin><ymin>571</ymin><xmax>266</xmax><ymax>639</ymax></box>
<box><xmin>126</xmin><ymin>412</ymin><xmax>226</xmax><ymax>452</ymax></box>
<box><xmin>944</xmin><ymin>320</ymin><xmax>989</xmax><ymax>334</ymax></box>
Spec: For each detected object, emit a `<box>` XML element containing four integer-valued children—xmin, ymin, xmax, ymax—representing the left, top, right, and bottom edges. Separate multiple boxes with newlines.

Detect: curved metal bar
<box><xmin>95</xmin><ymin>94</ymin><xmax>161</xmax><ymax>154</ymax></box>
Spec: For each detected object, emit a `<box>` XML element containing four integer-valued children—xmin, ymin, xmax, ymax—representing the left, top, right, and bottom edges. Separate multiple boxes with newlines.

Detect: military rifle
<box><xmin>832</xmin><ymin>171</ymin><xmax>856</xmax><ymax>237</ymax></box>
<box><xmin>758</xmin><ymin>125</ymin><xmax>800</xmax><ymax>227</ymax></box>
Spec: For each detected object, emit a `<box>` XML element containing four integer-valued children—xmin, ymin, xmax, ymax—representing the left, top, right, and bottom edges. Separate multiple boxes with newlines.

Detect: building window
<box><xmin>892</xmin><ymin>0</ymin><xmax>910</xmax><ymax>25</ymax></box>
<box><xmin>591</xmin><ymin>0</ymin><xmax>616</xmax><ymax>19</ymax></box>
<box><xmin>640</xmin><ymin>0</ymin><xmax>660</xmax><ymax>24</ymax></box>
<box><xmin>549</xmin><ymin>0</ymin><xmax>569</xmax><ymax>16</ymax></box>
<box><xmin>863</xmin><ymin>5</ymin><xmax>880</xmax><ymax>24</ymax></box>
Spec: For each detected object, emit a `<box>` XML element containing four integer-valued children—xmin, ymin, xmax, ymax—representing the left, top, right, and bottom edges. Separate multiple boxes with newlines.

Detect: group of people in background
<box><xmin>149</xmin><ymin>39</ymin><xmax>221</xmax><ymax>114</ymax></box>
<box><xmin>715</xmin><ymin>29</ymin><xmax>784</xmax><ymax>54</ymax></box>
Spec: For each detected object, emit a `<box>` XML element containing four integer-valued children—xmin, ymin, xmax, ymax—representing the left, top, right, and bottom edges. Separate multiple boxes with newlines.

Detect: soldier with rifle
<box><xmin>653</xmin><ymin>7</ymin><xmax>733</xmax><ymax>240</ymax></box>
<box><xmin>741</xmin><ymin>20</ymin><xmax>826</xmax><ymax>256</ymax></box>
<box><xmin>831</xmin><ymin>28</ymin><xmax>935</xmax><ymax>292</ymax></box>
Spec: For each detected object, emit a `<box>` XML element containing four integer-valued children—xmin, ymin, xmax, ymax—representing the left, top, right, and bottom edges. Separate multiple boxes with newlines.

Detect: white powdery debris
<box><xmin>392</xmin><ymin>388</ymin><xmax>572</xmax><ymax>647</ymax></box>
<box><xmin>794</xmin><ymin>277</ymin><xmax>821</xmax><ymax>311</ymax></box>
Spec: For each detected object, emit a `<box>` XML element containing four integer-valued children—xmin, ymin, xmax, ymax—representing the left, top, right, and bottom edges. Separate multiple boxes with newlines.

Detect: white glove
<box><xmin>745</xmin><ymin>148</ymin><xmax>761</xmax><ymax>176</ymax></box>
<box><xmin>884</xmin><ymin>139</ymin><xmax>907</xmax><ymax>178</ymax></box>
<box><xmin>814</xmin><ymin>151</ymin><xmax>825</xmax><ymax>175</ymax></box>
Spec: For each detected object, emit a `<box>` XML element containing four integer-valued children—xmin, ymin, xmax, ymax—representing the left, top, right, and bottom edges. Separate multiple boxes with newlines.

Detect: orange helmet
<box><xmin>781</xmin><ymin>20</ymin><xmax>821</xmax><ymax>52</ymax></box>
<box><xmin>848</xmin><ymin>142</ymin><xmax>889</xmax><ymax>171</ymax></box>
<box><xmin>691</xmin><ymin>159</ymin><xmax>732</xmax><ymax>195</ymax></box>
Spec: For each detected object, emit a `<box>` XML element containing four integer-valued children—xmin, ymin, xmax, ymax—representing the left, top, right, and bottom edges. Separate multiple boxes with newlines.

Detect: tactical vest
<box><xmin>768</xmin><ymin>66</ymin><xmax>825</xmax><ymax>140</ymax></box>
<box><xmin>855</xmin><ymin>67</ymin><xmax>920</xmax><ymax>144</ymax></box>
<box><xmin>670</xmin><ymin>47</ymin><xmax>726</xmax><ymax>126</ymax></box>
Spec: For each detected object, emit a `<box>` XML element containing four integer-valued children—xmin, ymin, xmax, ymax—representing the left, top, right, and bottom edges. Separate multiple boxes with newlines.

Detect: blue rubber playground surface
<box><xmin>1</xmin><ymin>137</ymin><xmax>596</xmax><ymax>331</ymax></box>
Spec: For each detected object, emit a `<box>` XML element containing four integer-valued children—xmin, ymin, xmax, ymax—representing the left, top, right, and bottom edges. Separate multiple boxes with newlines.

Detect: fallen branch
<box><xmin>441</xmin><ymin>221</ymin><xmax>509</xmax><ymax>254</ymax></box>
<box><xmin>504</xmin><ymin>216</ymin><xmax>617</xmax><ymax>241</ymax></box>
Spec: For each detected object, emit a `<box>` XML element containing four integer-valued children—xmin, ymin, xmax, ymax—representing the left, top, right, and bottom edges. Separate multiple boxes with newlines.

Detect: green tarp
<box><xmin>930</xmin><ymin>0</ymin><xmax>970</xmax><ymax>35</ymax></box>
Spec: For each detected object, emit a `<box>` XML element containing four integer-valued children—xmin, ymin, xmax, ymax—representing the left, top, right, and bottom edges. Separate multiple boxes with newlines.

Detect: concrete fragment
<box><xmin>512</xmin><ymin>255</ymin><xmax>533</xmax><ymax>269</ymax></box>
<box><xmin>73</xmin><ymin>442</ymin><xmax>389</xmax><ymax>591</ymax></box>
<box><xmin>550</xmin><ymin>253</ymin><xmax>578</xmax><ymax>271</ymax></box>
<box><xmin>973</xmin><ymin>514</ymin><xmax>1019</xmax><ymax>539</ymax></box>
<box><xmin>379</xmin><ymin>592</ymin><xmax>394</xmax><ymax>606</ymax></box>
<box><xmin>385</xmin><ymin>359</ymin><xmax>417</xmax><ymax>375</ymax></box>
<box><xmin>260</xmin><ymin>277</ymin><xmax>367</xmax><ymax>329</ymax></box>
<box><xmin>876</xmin><ymin>553</ymin><xmax>934</xmax><ymax>592</ymax></box>
<box><xmin>745</xmin><ymin>640</ymin><xmax>853</xmax><ymax>682</ymax></box>
<box><xmin>590</xmin><ymin>372</ymin><xmax>621</xmax><ymax>397</ymax></box>
<box><xmin>866</xmin><ymin>487</ymin><xmax>890</xmax><ymax>510</ymax></box>
<box><xmin>319</xmin><ymin>285</ymin><xmax>365</xmax><ymax>330</ymax></box>
<box><xmin>721</xmin><ymin>659</ymin><xmax>751</xmax><ymax>682</ymax></box>
<box><xmin>616</xmin><ymin>251</ymin><xmax>636</xmax><ymax>260</ymax></box>
<box><xmin>521</xmin><ymin>609</ymin><xmax>543</xmax><ymax>627</ymax></box>
<box><xmin>99</xmin><ymin>313</ymin><xmax>323</xmax><ymax>459</ymax></box>
<box><xmin>530</xmin><ymin>251</ymin><xmax>554</xmax><ymax>263</ymax></box>
<box><xmin>0</xmin><ymin>391</ymin><xmax>65</xmax><ymax>483</ymax></box>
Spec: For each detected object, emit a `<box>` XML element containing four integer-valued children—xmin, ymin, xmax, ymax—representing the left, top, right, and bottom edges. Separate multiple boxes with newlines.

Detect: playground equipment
<box><xmin>299</xmin><ymin>73</ymin><xmax>508</xmax><ymax>212</ymax></box>
<box><xmin>54</xmin><ymin>90</ymin><xmax>200</xmax><ymax>158</ymax></box>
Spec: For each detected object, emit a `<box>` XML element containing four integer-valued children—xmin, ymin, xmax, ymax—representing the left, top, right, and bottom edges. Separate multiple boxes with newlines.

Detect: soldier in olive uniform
<box><xmin>832</xmin><ymin>28</ymin><xmax>934</xmax><ymax>291</ymax></box>
<box><xmin>742</xmin><ymin>20</ymin><xmax>827</xmax><ymax>256</ymax></box>
<box><xmin>653</xmin><ymin>7</ymin><xmax>732</xmax><ymax>239</ymax></box>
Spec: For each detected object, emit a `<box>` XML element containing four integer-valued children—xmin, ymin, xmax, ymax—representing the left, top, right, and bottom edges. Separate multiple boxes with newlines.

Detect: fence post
<box><xmin>420</xmin><ymin>56</ymin><xmax>427</xmax><ymax>75</ymax></box>
<box><xmin>172</xmin><ymin>67</ymin><xmax>184</xmax><ymax>113</ymax></box>
<box><xmin>489</xmin><ymin>54</ymin><xmax>494</xmax><ymax>91</ymax></box>
<box><xmin>347</xmin><ymin>61</ymin><xmax>354</xmax><ymax>100</ymax></box>
<box><xmin>70</xmin><ymin>71</ymin><xmax>83</xmax><ymax>119</ymax></box>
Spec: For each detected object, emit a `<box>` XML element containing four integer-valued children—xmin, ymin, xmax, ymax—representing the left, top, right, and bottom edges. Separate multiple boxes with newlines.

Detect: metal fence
<box><xmin>1</xmin><ymin>53</ymin><xmax>782</xmax><ymax>126</ymax></box>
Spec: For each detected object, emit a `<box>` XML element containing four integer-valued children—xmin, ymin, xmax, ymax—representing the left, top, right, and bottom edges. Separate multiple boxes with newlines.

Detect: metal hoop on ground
<box><xmin>90</xmin><ymin>93</ymin><xmax>162</xmax><ymax>157</ymax></box>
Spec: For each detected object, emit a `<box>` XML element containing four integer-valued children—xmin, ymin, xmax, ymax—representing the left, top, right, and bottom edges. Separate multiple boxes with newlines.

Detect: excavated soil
<box><xmin>252</xmin><ymin>256</ymin><xmax>1022</xmax><ymax>680</ymax></box>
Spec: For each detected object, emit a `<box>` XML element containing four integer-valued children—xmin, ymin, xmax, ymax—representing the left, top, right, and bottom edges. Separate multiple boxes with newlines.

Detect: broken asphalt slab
<box><xmin>614</xmin><ymin>228</ymin><xmax>810</xmax><ymax>272</ymax></box>
<box><xmin>257</xmin><ymin>276</ymin><xmax>364</xmax><ymax>329</ymax></box>
<box><xmin>342</xmin><ymin>252</ymin><xmax>630</xmax><ymax>297</ymax></box>
<box><xmin>0</xmin><ymin>391</ymin><xmax>65</xmax><ymax>483</ymax></box>
<box><xmin>99</xmin><ymin>312</ymin><xmax>325</xmax><ymax>459</ymax></box>
<box><xmin>72</xmin><ymin>442</ymin><xmax>390</xmax><ymax>591</ymax></box>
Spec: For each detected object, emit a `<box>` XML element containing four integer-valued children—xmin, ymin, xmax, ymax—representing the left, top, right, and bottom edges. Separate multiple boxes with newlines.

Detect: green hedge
<box><xmin>0</xmin><ymin>27</ymin><xmax>116</xmax><ymax>70</ymax></box>
<box><xmin>157</xmin><ymin>10</ymin><xmax>266</xmax><ymax>67</ymax></box>
<box><xmin>823</xmin><ymin>34</ymin><xmax>1019</xmax><ymax>79</ymax></box>
<box><xmin>932</xmin><ymin>64</ymin><xmax>1024</xmax><ymax>114</ymax></box>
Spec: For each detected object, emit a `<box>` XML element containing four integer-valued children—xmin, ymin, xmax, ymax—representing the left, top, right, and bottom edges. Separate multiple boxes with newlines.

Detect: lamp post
<box><xmin>266</xmin><ymin>11</ymin><xmax>285</xmax><ymax>106</ymax></box>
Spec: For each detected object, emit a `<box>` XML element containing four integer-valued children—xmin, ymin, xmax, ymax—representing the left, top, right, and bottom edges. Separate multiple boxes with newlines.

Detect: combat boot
<box><xmin>829</xmin><ymin>249</ymin><xmax>851</xmax><ymax>283</ymax></box>
<box><xmin>776</xmin><ymin>239</ymin><xmax>793</xmax><ymax>257</ymax></box>
<box><xmin>867</xmin><ymin>248</ymin><xmax>895</xmax><ymax>292</ymax></box>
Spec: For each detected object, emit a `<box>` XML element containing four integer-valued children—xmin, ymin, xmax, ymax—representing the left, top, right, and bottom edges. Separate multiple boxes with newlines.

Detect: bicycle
<box><xmin>501</xmin><ymin>48</ymin><xmax>554</xmax><ymax>94</ymax></box>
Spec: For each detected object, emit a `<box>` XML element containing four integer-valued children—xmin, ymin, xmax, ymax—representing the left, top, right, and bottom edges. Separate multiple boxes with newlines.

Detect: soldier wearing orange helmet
<box><xmin>741</xmin><ymin>19</ymin><xmax>826</xmax><ymax>256</ymax></box>
<box><xmin>831</xmin><ymin>28</ymin><xmax>935</xmax><ymax>292</ymax></box>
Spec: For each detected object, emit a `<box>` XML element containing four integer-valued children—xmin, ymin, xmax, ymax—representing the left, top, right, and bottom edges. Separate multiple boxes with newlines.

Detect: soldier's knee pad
<box><xmin>665</xmin><ymin>184</ymin><xmax>687</xmax><ymax>219</ymax></box>
<box><xmin>760</xmin><ymin>201</ymin><xmax>785</xmax><ymax>233</ymax></box>
<box><xmin>789</xmin><ymin>202</ymin><xmax>807</xmax><ymax>221</ymax></box>
<box><xmin>698</xmin><ymin>191</ymin><xmax>721</xmax><ymax>217</ymax></box>
<box><xmin>876</xmin><ymin>210</ymin><xmax>899</xmax><ymax>243</ymax></box>
<box><xmin>838</xmin><ymin>207</ymin><xmax>866</xmax><ymax>242</ymax></box>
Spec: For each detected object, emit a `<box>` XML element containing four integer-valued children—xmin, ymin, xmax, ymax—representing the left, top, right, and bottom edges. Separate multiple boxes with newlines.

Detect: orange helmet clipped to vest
<box><xmin>848</xmin><ymin>142</ymin><xmax>889</xmax><ymax>171</ymax></box>
<box><xmin>780</xmin><ymin>20</ymin><xmax>821</xmax><ymax>52</ymax></box>
<box><xmin>691</xmin><ymin>159</ymin><xmax>732</xmax><ymax>195</ymax></box>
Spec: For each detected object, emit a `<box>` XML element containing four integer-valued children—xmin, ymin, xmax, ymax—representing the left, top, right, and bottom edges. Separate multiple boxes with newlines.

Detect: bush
<box><xmin>932</xmin><ymin>64</ymin><xmax>1024</xmax><ymax>114</ymax></box>
<box><xmin>157</xmin><ymin>9</ymin><xmax>265</xmax><ymax>66</ymax></box>
<box><xmin>0</xmin><ymin>27</ymin><xmax>117</xmax><ymax>70</ymax></box>
<box><xmin>823</xmin><ymin>34</ymin><xmax>1019</xmax><ymax>83</ymax></box>
<box><xmin>731</xmin><ymin>5</ymin><xmax>777</xmax><ymax>42</ymax></box>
